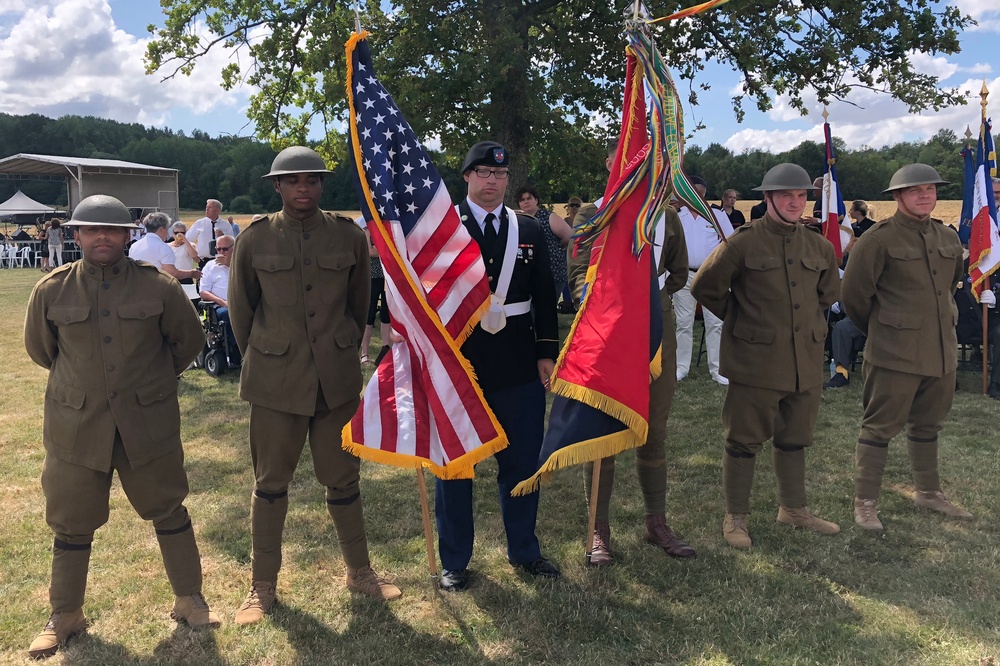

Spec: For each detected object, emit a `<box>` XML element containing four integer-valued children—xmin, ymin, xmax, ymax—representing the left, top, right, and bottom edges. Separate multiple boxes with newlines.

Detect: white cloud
<box><xmin>952</xmin><ymin>0</ymin><xmax>998</xmax><ymax>19</ymax></box>
<box><xmin>726</xmin><ymin>75</ymin><xmax>1000</xmax><ymax>152</ymax></box>
<box><xmin>0</xmin><ymin>0</ymin><xmax>254</xmax><ymax>133</ymax></box>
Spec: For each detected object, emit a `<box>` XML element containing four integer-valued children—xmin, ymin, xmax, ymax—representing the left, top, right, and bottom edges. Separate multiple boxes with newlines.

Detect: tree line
<box><xmin>0</xmin><ymin>113</ymin><xmax>992</xmax><ymax>217</ymax></box>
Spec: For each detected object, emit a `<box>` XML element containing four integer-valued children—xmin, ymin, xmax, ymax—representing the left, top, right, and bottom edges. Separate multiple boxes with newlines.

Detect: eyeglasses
<box><xmin>217</xmin><ymin>246</ymin><xmax>233</xmax><ymax>253</ymax></box>
<box><xmin>473</xmin><ymin>168</ymin><xmax>509</xmax><ymax>180</ymax></box>
<box><xmin>567</xmin><ymin>204</ymin><xmax>580</xmax><ymax>208</ymax></box>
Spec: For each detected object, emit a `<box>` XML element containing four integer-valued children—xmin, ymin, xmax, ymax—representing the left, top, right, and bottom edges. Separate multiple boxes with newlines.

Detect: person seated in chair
<box><xmin>199</xmin><ymin>235</ymin><xmax>240</xmax><ymax>365</ymax></box>
<box><xmin>824</xmin><ymin>302</ymin><xmax>867</xmax><ymax>389</ymax></box>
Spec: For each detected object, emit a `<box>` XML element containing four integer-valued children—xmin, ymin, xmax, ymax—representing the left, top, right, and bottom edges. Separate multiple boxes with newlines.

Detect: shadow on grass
<box><xmin>61</xmin><ymin>624</ymin><xmax>225</xmax><ymax>666</ymax></box>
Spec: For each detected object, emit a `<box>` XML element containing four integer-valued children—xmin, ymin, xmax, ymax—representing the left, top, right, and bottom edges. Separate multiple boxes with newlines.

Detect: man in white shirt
<box><xmin>187</xmin><ymin>199</ymin><xmax>230</xmax><ymax>267</ymax></box>
<box><xmin>199</xmin><ymin>234</ymin><xmax>238</xmax><ymax>362</ymax></box>
<box><xmin>673</xmin><ymin>176</ymin><xmax>735</xmax><ymax>385</ymax></box>
<box><xmin>129</xmin><ymin>212</ymin><xmax>201</xmax><ymax>281</ymax></box>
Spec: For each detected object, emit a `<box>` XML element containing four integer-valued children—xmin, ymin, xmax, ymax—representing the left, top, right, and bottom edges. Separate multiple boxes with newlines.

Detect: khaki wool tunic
<box><xmin>24</xmin><ymin>257</ymin><xmax>205</xmax><ymax>472</ymax></box>
<box><xmin>229</xmin><ymin>209</ymin><xmax>370</xmax><ymax>416</ymax></box>
<box><xmin>691</xmin><ymin>215</ymin><xmax>840</xmax><ymax>392</ymax></box>
<box><xmin>841</xmin><ymin>211</ymin><xmax>963</xmax><ymax>377</ymax></box>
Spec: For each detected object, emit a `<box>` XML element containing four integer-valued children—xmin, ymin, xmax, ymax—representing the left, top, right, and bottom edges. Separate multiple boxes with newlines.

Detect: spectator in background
<box><xmin>130</xmin><ymin>212</ymin><xmax>202</xmax><ymax>282</ymax></box>
<box><xmin>169</xmin><ymin>221</ymin><xmax>201</xmax><ymax>300</ymax></box>
<box><xmin>517</xmin><ymin>186</ymin><xmax>573</xmax><ymax>300</ymax></box>
<box><xmin>37</xmin><ymin>222</ymin><xmax>50</xmax><ymax>272</ymax></box>
<box><xmin>849</xmin><ymin>200</ymin><xmax>877</xmax><ymax>237</ymax></box>
<box><xmin>563</xmin><ymin>196</ymin><xmax>582</xmax><ymax>225</ymax></box>
<box><xmin>188</xmin><ymin>199</ymin><xmax>230</xmax><ymax>268</ymax></box>
<box><xmin>719</xmin><ymin>189</ymin><xmax>746</xmax><ymax>228</ymax></box>
<box><xmin>47</xmin><ymin>219</ymin><xmax>64</xmax><ymax>269</ymax></box>
<box><xmin>228</xmin><ymin>215</ymin><xmax>240</xmax><ymax>236</ymax></box>
<box><xmin>749</xmin><ymin>198</ymin><xmax>767</xmax><ymax>221</ymax></box>
<box><xmin>199</xmin><ymin>234</ymin><xmax>238</xmax><ymax>364</ymax></box>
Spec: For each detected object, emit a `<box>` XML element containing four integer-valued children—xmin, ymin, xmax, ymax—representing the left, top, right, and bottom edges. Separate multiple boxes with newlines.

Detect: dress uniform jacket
<box><xmin>841</xmin><ymin>212</ymin><xmax>963</xmax><ymax>377</ymax></box>
<box><xmin>458</xmin><ymin>200</ymin><xmax>559</xmax><ymax>390</ymax></box>
<box><xmin>691</xmin><ymin>215</ymin><xmax>840</xmax><ymax>392</ymax></box>
<box><xmin>658</xmin><ymin>206</ymin><xmax>689</xmax><ymax>300</ymax></box>
<box><xmin>24</xmin><ymin>257</ymin><xmax>205</xmax><ymax>472</ymax></box>
<box><xmin>229</xmin><ymin>210</ymin><xmax>370</xmax><ymax>416</ymax></box>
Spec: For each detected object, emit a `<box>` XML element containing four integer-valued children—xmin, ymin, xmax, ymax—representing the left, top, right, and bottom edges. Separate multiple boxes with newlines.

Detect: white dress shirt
<box><xmin>188</xmin><ymin>216</ymin><xmax>231</xmax><ymax>258</ymax></box>
<box><xmin>678</xmin><ymin>207</ymin><xmax>735</xmax><ymax>269</ymax></box>
<box><xmin>128</xmin><ymin>232</ymin><xmax>175</xmax><ymax>269</ymax></box>
<box><xmin>201</xmin><ymin>260</ymin><xmax>229</xmax><ymax>302</ymax></box>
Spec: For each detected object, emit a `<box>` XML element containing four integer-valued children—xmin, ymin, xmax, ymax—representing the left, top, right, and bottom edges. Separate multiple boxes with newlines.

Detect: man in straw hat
<box><xmin>841</xmin><ymin>163</ymin><xmax>972</xmax><ymax>531</ymax></box>
<box><xmin>692</xmin><ymin>163</ymin><xmax>841</xmax><ymax>549</ymax></box>
<box><xmin>23</xmin><ymin>194</ymin><xmax>219</xmax><ymax>659</ymax></box>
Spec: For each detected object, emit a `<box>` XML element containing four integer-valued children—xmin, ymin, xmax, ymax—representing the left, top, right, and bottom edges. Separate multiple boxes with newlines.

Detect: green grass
<box><xmin>1</xmin><ymin>266</ymin><xmax>998</xmax><ymax>665</ymax></box>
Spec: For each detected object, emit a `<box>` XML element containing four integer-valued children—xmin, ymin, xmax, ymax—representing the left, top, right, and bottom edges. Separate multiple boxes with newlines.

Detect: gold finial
<box><xmin>965</xmin><ymin>124</ymin><xmax>974</xmax><ymax>143</ymax></box>
<box><xmin>981</xmin><ymin>79</ymin><xmax>989</xmax><ymax>117</ymax></box>
<box><xmin>822</xmin><ymin>107</ymin><xmax>829</xmax><ymax>123</ymax></box>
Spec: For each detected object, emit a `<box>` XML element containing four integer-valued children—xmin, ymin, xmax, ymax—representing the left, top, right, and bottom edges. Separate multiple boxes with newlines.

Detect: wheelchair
<box><xmin>196</xmin><ymin>301</ymin><xmax>240</xmax><ymax>377</ymax></box>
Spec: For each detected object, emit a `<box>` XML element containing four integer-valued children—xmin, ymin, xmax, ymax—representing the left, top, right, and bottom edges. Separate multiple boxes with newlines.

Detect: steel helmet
<box><xmin>883</xmin><ymin>163</ymin><xmax>948</xmax><ymax>193</ymax></box>
<box><xmin>65</xmin><ymin>195</ymin><xmax>134</xmax><ymax>227</ymax></box>
<box><xmin>752</xmin><ymin>163</ymin><xmax>818</xmax><ymax>192</ymax></box>
<box><xmin>262</xmin><ymin>146</ymin><xmax>335</xmax><ymax>179</ymax></box>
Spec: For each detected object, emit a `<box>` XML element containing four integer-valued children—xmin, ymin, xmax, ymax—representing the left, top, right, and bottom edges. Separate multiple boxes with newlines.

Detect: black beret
<box><xmin>461</xmin><ymin>141</ymin><xmax>509</xmax><ymax>173</ymax></box>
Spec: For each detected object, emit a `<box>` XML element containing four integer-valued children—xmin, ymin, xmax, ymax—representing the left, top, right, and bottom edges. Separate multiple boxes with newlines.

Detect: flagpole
<box><xmin>585</xmin><ymin>461</ymin><xmax>602</xmax><ymax>564</ymax></box>
<box><xmin>353</xmin><ymin>1</ymin><xmax>362</xmax><ymax>33</ymax></box>
<box><xmin>416</xmin><ymin>468</ymin><xmax>439</xmax><ymax>578</ymax></box>
<box><xmin>980</xmin><ymin>81</ymin><xmax>990</xmax><ymax>396</ymax></box>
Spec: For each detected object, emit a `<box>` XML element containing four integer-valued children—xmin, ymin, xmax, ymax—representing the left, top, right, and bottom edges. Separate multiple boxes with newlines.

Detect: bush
<box><xmin>229</xmin><ymin>195</ymin><xmax>256</xmax><ymax>214</ymax></box>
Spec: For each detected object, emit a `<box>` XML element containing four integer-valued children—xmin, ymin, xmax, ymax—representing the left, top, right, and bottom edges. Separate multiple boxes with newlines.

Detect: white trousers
<box><xmin>672</xmin><ymin>271</ymin><xmax>724</xmax><ymax>378</ymax></box>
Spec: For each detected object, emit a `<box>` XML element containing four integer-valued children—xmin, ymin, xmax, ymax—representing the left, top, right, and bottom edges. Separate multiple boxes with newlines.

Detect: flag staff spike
<box><xmin>981</xmin><ymin>79</ymin><xmax>989</xmax><ymax>121</ymax></box>
<box><xmin>822</xmin><ymin>107</ymin><xmax>829</xmax><ymax>123</ymax></box>
<box><xmin>965</xmin><ymin>124</ymin><xmax>973</xmax><ymax>145</ymax></box>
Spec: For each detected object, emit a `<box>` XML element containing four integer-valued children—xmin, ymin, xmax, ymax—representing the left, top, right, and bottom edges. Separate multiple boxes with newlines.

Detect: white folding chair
<box><xmin>3</xmin><ymin>246</ymin><xmax>16</xmax><ymax>268</ymax></box>
<box><xmin>18</xmin><ymin>245</ymin><xmax>31</xmax><ymax>268</ymax></box>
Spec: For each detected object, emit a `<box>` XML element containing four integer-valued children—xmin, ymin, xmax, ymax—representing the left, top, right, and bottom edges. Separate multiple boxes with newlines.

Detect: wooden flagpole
<box><xmin>416</xmin><ymin>468</ymin><xmax>438</xmax><ymax>577</ymax></box>
<box><xmin>980</xmin><ymin>81</ymin><xmax>990</xmax><ymax>395</ymax></box>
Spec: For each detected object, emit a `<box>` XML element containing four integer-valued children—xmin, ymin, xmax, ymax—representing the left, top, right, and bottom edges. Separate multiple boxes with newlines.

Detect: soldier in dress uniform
<box><xmin>228</xmin><ymin>146</ymin><xmax>401</xmax><ymax>626</ymax></box>
<box><xmin>841</xmin><ymin>164</ymin><xmax>972</xmax><ymax>531</ymax></box>
<box><xmin>24</xmin><ymin>194</ymin><xmax>219</xmax><ymax>660</ymax></box>
<box><xmin>691</xmin><ymin>164</ymin><xmax>841</xmax><ymax>549</ymax></box>
<box><xmin>436</xmin><ymin>141</ymin><xmax>561</xmax><ymax>591</ymax></box>
<box><xmin>582</xmin><ymin>139</ymin><xmax>696</xmax><ymax>566</ymax></box>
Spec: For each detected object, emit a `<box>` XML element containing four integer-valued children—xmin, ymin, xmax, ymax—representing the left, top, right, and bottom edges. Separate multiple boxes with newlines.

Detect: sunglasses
<box><xmin>217</xmin><ymin>246</ymin><xmax>233</xmax><ymax>253</ymax></box>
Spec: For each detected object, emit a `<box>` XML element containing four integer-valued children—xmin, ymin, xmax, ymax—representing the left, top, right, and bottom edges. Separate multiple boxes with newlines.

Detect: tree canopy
<box><xmin>144</xmin><ymin>0</ymin><xmax>972</xmax><ymax>198</ymax></box>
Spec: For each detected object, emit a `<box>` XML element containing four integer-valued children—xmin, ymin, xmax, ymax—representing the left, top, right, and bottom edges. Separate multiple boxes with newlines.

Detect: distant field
<box><xmin>180</xmin><ymin>201</ymin><xmax>966</xmax><ymax>228</ymax></box>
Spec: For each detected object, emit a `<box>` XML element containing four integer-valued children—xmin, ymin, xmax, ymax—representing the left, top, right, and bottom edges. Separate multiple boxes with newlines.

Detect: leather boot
<box><xmin>644</xmin><ymin>515</ymin><xmax>696</xmax><ymax>558</ymax></box>
<box><xmin>250</xmin><ymin>489</ymin><xmax>288</xmax><ymax>583</ymax></box>
<box><xmin>346</xmin><ymin>565</ymin><xmax>402</xmax><ymax>600</ymax></box>
<box><xmin>854</xmin><ymin>497</ymin><xmax>884</xmax><ymax>531</ymax></box>
<box><xmin>855</xmin><ymin>441</ymin><xmax>889</xmax><ymax>501</ymax></box>
<box><xmin>235</xmin><ymin>581</ymin><xmax>277</xmax><ymax>625</ymax></box>
<box><xmin>27</xmin><ymin>609</ymin><xmax>88</xmax><ymax>660</ymax></box>
<box><xmin>914</xmin><ymin>490</ymin><xmax>973</xmax><ymax>519</ymax></box>
<box><xmin>723</xmin><ymin>513</ymin><xmax>752</xmax><ymax>549</ymax></box>
<box><xmin>171</xmin><ymin>593</ymin><xmax>221</xmax><ymax>629</ymax></box>
<box><xmin>326</xmin><ymin>489</ymin><xmax>371</xmax><ymax>571</ymax></box>
<box><xmin>587</xmin><ymin>522</ymin><xmax>613</xmax><ymax>566</ymax></box>
<box><xmin>776</xmin><ymin>506</ymin><xmax>840</xmax><ymax>535</ymax></box>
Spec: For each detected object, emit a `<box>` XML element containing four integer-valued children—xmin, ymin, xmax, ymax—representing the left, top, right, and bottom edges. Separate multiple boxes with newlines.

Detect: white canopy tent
<box><xmin>0</xmin><ymin>190</ymin><xmax>57</xmax><ymax>216</ymax></box>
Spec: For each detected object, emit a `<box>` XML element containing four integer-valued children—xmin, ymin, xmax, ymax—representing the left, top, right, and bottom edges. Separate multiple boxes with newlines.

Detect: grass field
<box><xmin>0</xmin><ymin>260</ymin><xmax>997</xmax><ymax>665</ymax></box>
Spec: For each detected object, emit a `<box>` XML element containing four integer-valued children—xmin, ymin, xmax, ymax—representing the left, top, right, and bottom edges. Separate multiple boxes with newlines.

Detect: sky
<box><xmin>0</xmin><ymin>0</ymin><xmax>998</xmax><ymax>154</ymax></box>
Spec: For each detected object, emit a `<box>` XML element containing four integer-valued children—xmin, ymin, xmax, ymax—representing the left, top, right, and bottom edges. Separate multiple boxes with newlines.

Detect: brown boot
<box><xmin>776</xmin><ymin>506</ymin><xmax>840</xmax><ymax>535</ymax></box>
<box><xmin>587</xmin><ymin>522</ymin><xmax>613</xmax><ymax>567</ymax></box>
<box><xmin>644</xmin><ymin>515</ymin><xmax>696</xmax><ymax>558</ymax></box>
<box><xmin>235</xmin><ymin>581</ymin><xmax>276</xmax><ymax>625</ymax></box>
<box><xmin>854</xmin><ymin>497</ymin><xmax>884</xmax><ymax>531</ymax></box>
<box><xmin>914</xmin><ymin>490</ymin><xmax>973</xmax><ymax>519</ymax></box>
<box><xmin>346</xmin><ymin>565</ymin><xmax>402</xmax><ymax>600</ymax></box>
<box><xmin>723</xmin><ymin>513</ymin><xmax>752</xmax><ymax>549</ymax></box>
<box><xmin>171</xmin><ymin>593</ymin><xmax>221</xmax><ymax>629</ymax></box>
<box><xmin>27</xmin><ymin>609</ymin><xmax>87</xmax><ymax>659</ymax></box>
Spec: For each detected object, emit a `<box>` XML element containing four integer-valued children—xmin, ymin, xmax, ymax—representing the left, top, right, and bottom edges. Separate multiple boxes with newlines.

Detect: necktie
<box><xmin>483</xmin><ymin>212</ymin><xmax>497</xmax><ymax>251</ymax></box>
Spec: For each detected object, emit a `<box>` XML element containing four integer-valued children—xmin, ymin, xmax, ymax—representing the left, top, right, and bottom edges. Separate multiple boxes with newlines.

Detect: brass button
<box><xmin>787</xmin><ymin>259</ymin><xmax>793</xmax><ymax>265</ymax></box>
<box><xmin>109</xmin><ymin>391</ymin><xmax>117</xmax><ymax>399</ymax></box>
<box><xmin>107</xmin><ymin>365</ymin><xmax>115</xmax><ymax>372</ymax></box>
<box><xmin>308</xmin><ymin>311</ymin><xmax>315</xmax><ymax>317</ymax></box>
<box><xmin>101</xmin><ymin>309</ymin><xmax>110</xmax><ymax>316</ymax></box>
<box><xmin>102</xmin><ymin>283</ymin><xmax>110</xmax><ymax>290</ymax></box>
<box><xmin>303</xmin><ymin>233</ymin><xmax>310</xmax><ymax>240</ymax></box>
<box><xmin>306</xmin><ymin>284</ymin><xmax>313</xmax><ymax>291</ymax></box>
<box><xmin>113</xmin><ymin>267</ymin><xmax>120</xmax><ymax>275</ymax></box>
<box><xmin>304</xmin><ymin>259</ymin><xmax>311</xmax><ymax>266</ymax></box>
<box><xmin>794</xmin><ymin>304</ymin><xmax>800</xmax><ymax>309</ymax></box>
<box><xmin>790</xmin><ymin>281</ymin><xmax>796</xmax><ymax>287</ymax></box>
<box><xmin>103</xmin><ymin>336</ymin><xmax>112</xmax><ymax>343</ymax></box>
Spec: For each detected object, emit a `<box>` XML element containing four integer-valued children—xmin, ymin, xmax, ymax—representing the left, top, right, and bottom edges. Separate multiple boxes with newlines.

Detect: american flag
<box><xmin>341</xmin><ymin>31</ymin><xmax>506</xmax><ymax>479</ymax></box>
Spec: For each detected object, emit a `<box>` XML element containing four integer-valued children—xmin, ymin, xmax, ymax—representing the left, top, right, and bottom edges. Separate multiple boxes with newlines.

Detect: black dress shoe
<box><xmin>823</xmin><ymin>373</ymin><xmax>849</xmax><ymax>389</ymax></box>
<box><xmin>512</xmin><ymin>556</ymin><xmax>561</xmax><ymax>579</ymax></box>
<box><xmin>439</xmin><ymin>569</ymin><xmax>469</xmax><ymax>592</ymax></box>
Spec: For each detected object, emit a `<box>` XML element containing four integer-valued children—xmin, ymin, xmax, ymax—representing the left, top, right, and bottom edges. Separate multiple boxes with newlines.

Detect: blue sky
<box><xmin>1</xmin><ymin>0</ymin><xmax>998</xmax><ymax>153</ymax></box>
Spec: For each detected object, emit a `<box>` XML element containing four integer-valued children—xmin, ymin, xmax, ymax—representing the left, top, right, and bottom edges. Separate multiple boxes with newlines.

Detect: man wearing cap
<box><xmin>673</xmin><ymin>175</ymin><xmax>735</xmax><ymax>385</ymax></box>
<box><xmin>24</xmin><ymin>194</ymin><xmax>219</xmax><ymax>659</ymax></box>
<box><xmin>692</xmin><ymin>163</ymin><xmax>841</xmax><ymax>549</ymax></box>
<box><xmin>228</xmin><ymin>146</ymin><xmax>400</xmax><ymax>625</ymax></box>
<box><xmin>841</xmin><ymin>164</ymin><xmax>971</xmax><ymax>531</ymax></box>
<box><xmin>435</xmin><ymin>141</ymin><xmax>560</xmax><ymax>592</ymax></box>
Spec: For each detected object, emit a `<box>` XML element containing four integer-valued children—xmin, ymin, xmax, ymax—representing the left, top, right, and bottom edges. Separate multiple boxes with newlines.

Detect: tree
<box><xmin>145</xmin><ymin>0</ymin><xmax>973</xmax><ymax>200</ymax></box>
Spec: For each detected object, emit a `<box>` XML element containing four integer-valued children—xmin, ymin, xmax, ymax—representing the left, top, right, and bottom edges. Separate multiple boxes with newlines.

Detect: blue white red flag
<box><xmin>821</xmin><ymin>122</ymin><xmax>849</xmax><ymax>260</ymax></box>
<box><xmin>969</xmin><ymin>117</ymin><xmax>1000</xmax><ymax>300</ymax></box>
<box><xmin>959</xmin><ymin>145</ymin><xmax>976</xmax><ymax>245</ymax></box>
<box><xmin>342</xmin><ymin>31</ymin><xmax>505</xmax><ymax>479</ymax></box>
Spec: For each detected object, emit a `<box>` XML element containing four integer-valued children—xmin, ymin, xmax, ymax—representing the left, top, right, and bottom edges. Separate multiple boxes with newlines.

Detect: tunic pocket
<box><xmin>253</xmin><ymin>255</ymin><xmax>297</xmax><ymax>305</ymax></box>
<box><xmin>886</xmin><ymin>245</ymin><xmax>926</xmax><ymax>288</ymax></box>
<box><xmin>46</xmin><ymin>305</ymin><xmax>92</xmax><ymax>360</ymax></box>
<box><xmin>745</xmin><ymin>254</ymin><xmax>784</xmax><ymax>302</ymax></box>
<box><xmin>246</xmin><ymin>329</ymin><xmax>289</xmax><ymax>393</ymax></box>
<box><xmin>317</xmin><ymin>252</ymin><xmax>357</xmax><ymax>305</ymax></box>
<box><xmin>732</xmin><ymin>321</ymin><xmax>775</xmax><ymax>344</ymax></box>
<box><xmin>43</xmin><ymin>378</ymin><xmax>86</xmax><ymax>451</ymax></box>
<box><xmin>136</xmin><ymin>376</ymin><xmax>180</xmax><ymax>442</ymax></box>
<box><xmin>118</xmin><ymin>301</ymin><xmax>164</xmax><ymax>358</ymax></box>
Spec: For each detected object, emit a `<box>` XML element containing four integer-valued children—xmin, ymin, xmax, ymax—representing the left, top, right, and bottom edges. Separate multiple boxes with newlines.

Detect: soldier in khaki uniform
<box><xmin>691</xmin><ymin>164</ymin><xmax>841</xmax><ymax>549</ymax></box>
<box><xmin>841</xmin><ymin>164</ymin><xmax>971</xmax><ymax>531</ymax></box>
<box><xmin>582</xmin><ymin>141</ymin><xmax>696</xmax><ymax>565</ymax></box>
<box><xmin>24</xmin><ymin>195</ymin><xmax>219</xmax><ymax>660</ymax></box>
<box><xmin>228</xmin><ymin>146</ymin><xmax>400</xmax><ymax>625</ymax></box>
